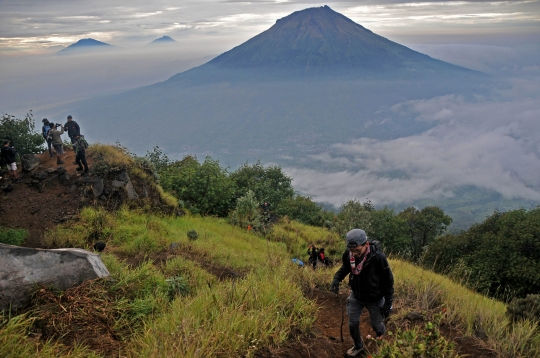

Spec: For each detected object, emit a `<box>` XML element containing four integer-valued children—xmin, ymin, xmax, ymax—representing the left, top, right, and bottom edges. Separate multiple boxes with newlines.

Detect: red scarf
<box><xmin>350</xmin><ymin>245</ymin><xmax>370</xmax><ymax>275</ymax></box>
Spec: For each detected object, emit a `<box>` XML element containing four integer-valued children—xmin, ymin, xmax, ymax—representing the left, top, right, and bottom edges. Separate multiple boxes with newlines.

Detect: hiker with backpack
<box><xmin>307</xmin><ymin>244</ymin><xmax>319</xmax><ymax>268</ymax></box>
<box><xmin>64</xmin><ymin>115</ymin><xmax>80</xmax><ymax>153</ymax></box>
<box><xmin>48</xmin><ymin>123</ymin><xmax>65</xmax><ymax>165</ymax></box>
<box><xmin>1</xmin><ymin>139</ymin><xmax>19</xmax><ymax>182</ymax></box>
<box><xmin>330</xmin><ymin>229</ymin><xmax>394</xmax><ymax>357</ymax></box>
<box><xmin>74</xmin><ymin>133</ymin><xmax>89</xmax><ymax>174</ymax></box>
<box><xmin>41</xmin><ymin>118</ymin><xmax>53</xmax><ymax>159</ymax></box>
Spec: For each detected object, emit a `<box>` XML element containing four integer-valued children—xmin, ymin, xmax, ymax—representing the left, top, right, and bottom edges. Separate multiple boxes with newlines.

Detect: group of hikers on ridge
<box><xmin>40</xmin><ymin>114</ymin><xmax>89</xmax><ymax>174</ymax></box>
<box><xmin>2</xmin><ymin>114</ymin><xmax>90</xmax><ymax>182</ymax></box>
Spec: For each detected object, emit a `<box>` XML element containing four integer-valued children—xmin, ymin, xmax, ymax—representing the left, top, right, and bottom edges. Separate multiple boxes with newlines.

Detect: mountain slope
<box><xmin>149</xmin><ymin>36</ymin><xmax>176</xmax><ymax>45</ymax></box>
<box><xmin>61</xmin><ymin>6</ymin><xmax>489</xmax><ymax>166</ymax></box>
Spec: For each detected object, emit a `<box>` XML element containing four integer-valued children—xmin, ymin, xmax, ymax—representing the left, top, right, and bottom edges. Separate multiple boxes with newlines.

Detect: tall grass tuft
<box><xmin>131</xmin><ymin>265</ymin><xmax>317</xmax><ymax>357</ymax></box>
<box><xmin>0</xmin><ymin>227</ymin><xmax>28</xmax><ymax>246</ymax></box>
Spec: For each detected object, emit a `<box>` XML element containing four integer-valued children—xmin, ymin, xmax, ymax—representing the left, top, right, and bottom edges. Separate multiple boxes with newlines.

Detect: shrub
<box><xmin>0</xmin><ymin>227</ymin><xmax>28</xmax><ymax>246</ymax></box>
<box><xmin>187</xmin><ymin>230</ymin><xmax>198</xmax><ymax>241</ymax></box>
<box><xmin>507</xmin><ymin>294</ymin><xmax>540</xmax><ymax>323</ymax></box>
<box><xmin>0</xmin><ymin>112</ymin><xmax>44</xmax><ymax>164</ymax></box>
<box><xmin>88</xmin><ymin>143</ymin><xmax>135</xmax><ymax>176</ymax></box>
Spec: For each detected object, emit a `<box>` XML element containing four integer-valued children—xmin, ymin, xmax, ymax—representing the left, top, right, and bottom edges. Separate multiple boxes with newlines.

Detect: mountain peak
<box><xmin>149</xmin><ymin>36</ymin><xmax>177</xmax><ymax>45</ymax></box>
<box><xmin>203</xmin><ymin>5</ymin><xmax>472</xmax><ymax>75</ymax></box>
<box><xmin>56</xmin><ymin>38</ymin><xmax>114</xmax><ymax>55</ymax></box>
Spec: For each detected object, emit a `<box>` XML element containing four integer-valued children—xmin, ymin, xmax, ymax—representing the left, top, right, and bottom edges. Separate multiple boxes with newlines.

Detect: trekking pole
<box><xmin>336</xmin><ymin>293</ymin><xmax>344</xmax><ymax>342</ymax></box>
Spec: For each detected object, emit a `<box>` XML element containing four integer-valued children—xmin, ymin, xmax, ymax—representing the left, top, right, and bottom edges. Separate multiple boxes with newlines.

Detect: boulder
<box><xmin>112</xmin><ymin>180</ymin><xmax>125</xmax><ymax>188</ymax></box>
<box><xmin>93</xmin><ymin>177</ymin><xmax>104</xmax><ymax>198</ymax></box>
<box><xmin>0</xmin><ymin>244</ymin><xmax>110</xmax><ymax>311</ymax></box>
<box><xmin>116</xmin><ymin>170</ymin><xmax>130</xmax><ymax>183</ymax></box>
<box><xmin>21</xmin><ymin>154</ymin><xmax>40</xmax><ymax>172</ymax></box>
<box><xmin>125</xmin><ymin>180</ymin><xmax>139</xmax><ymax>200</ymax></box>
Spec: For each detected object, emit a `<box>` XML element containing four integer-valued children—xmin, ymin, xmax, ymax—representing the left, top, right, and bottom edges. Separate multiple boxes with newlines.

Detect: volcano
<box><xmin>56</xmin><ymin>38</ymin><xmax>115</xmax><ymax>55</ymax></box>
<box><xmin>61</xmin><ymin>6</ymin><xmax>489</xmax><ymax>166</ymax></box>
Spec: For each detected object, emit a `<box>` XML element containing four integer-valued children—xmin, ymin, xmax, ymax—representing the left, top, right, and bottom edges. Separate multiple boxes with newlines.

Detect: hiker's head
<box><xmin>42</xmin><ymin>118</ymin><xmax>49</xmax><ymax>124</ymax></box>
<box><xmin>67</xmin><ymin>115</ymin><xmax>73</xmax><ymax>122</ymax></box>
<box><xmin>3</xmin><ymin>139</ymin><xmax>9</xmax><ymax>146</ymax></box>
<box><xmin>75</xmin><ymin>134</ymin><xmax>81</xmax><ymax>138</ymax></box>
<box><xmin>346</xmin><ymin>229</ymin><xmax>368</xmax><ymax>257</ymax></box>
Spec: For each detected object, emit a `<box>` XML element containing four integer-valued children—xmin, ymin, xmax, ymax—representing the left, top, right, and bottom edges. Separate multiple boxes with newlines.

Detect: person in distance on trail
<box><xmin>48</xmin><ymin>123</ymin><xmax>65</xmax><ymax>165</ymax></box>
<box><xmin>74</xmin><ymin>133</ymin><xmax>89</xmax><ymax>174</ymax></box>
<box><xmin>64</xmin><ymin>115</ymin><xmax>80</xmax><ymax>153</ymax></box>
<box><xmin>41</xmin><ymin>118</ymin><xmax>53</xmax><ymax>159</ymax></box>
<box><xmin>330</xmin><ymin>229</ymin><xmax>394</xmax><ymax>357</ymax></box>
<box><xmin>1</xmin><ymin>139</ymin><xmax>19</xmax><ymax>182</ymax></box>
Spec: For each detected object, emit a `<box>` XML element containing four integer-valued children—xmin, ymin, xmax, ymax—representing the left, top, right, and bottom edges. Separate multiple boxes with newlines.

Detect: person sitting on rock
<box><xmin>74</xmin><ymin>134</ymin><xmax>89</xmax><ymax>174</ymax></box>
<box><xmin>48</xmin><ymin>123</ymin><xmax>65</xmax><ymax>165</ymax></box>
<box><xmin>1</xmin><ymin>139</ymin><xmax>19</xmax><ymax>182</ymax></box>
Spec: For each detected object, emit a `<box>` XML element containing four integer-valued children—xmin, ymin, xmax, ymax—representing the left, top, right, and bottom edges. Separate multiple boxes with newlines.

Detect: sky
<box><xmin>1</xmin><ymin>0</ymin><xmax>540</xmax><ymax>210</ymax></box>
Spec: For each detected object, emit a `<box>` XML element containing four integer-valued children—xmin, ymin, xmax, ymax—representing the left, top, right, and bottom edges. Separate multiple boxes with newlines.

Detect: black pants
<box><xmin>76</xmin><ymin>151</ymin><xmax>88</xmax><ymax>171</ymax></box>
<box><xmin>46</xmin><ymin>139</ymin><xmax>53</xmax><ymax>157</ymax></box>
<box><xmin>70</xmin><ymin>136</ymin><xmax>77</xmax><ymax>152</ymax></box>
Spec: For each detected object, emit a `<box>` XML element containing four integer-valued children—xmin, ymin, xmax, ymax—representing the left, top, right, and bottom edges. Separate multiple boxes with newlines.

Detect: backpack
<box><xmin>44</xmin><ymin>125</ymin><xmax>51</xmax><ymax>140</ymax></box>
<box><xmin>78</xmin><ymin>137</ymin><xmax>89</xmax><ymax>150</ymax></box>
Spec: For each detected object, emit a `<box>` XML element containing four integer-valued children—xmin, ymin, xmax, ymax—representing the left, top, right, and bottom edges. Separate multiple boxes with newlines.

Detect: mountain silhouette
<box><xmin>149</xmin><ymin>36</ymin><xmax>177</xmax><ymax>45</ymax></box>
<box><xmin>63</xmin><ymin>6</ymin><xmax>490</xmax><ymax>166</ymax></box>
<box><xmin>171</xmin><ymin>5</ymin><xmax>480</xmax><ymax>82</ymax></box>
<box><xmin>56</xmin><ymin>38</ymin><xmax>115</xmax><ymax>55</ymax></box>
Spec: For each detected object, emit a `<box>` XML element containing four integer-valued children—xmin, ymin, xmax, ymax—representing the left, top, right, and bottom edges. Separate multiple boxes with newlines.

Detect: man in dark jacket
<box><xmin>1</xmin><ymin>139</ymin><xmax>19</xmax><ymax>181</ymax></box>
<box><xmin>63</xmin><ymin>115</ymin><xmax>80</xmax><ymax>152</ymax></box>
<box><xmin>330</xmin><ymin>229</ymin><xmax>394</xmax><ymax>357</ymax></box>
<box><xmin>74</xmin><ymin>134</ymin><xmax>89</xmax><ymax>174</ymax></box>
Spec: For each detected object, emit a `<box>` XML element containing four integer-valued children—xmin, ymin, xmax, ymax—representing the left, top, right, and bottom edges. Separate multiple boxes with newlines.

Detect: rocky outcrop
<box><xmin>21</xmin><ymin>154</ymin><xmax>40</xmax><ymax>172</ymax></box>
<box><xmin>0</xmin><ymin>244</ymin><xmax>110</xmax><ymax>311</ymax></box>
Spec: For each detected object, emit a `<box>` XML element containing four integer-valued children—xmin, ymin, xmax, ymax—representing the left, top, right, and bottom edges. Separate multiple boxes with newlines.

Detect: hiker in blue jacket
<box><xmin>330</xmin><ymin>229</ymin><xmax>394</xmax><ymax>357</ymax></box>
<box><xmin>41</xmin><ymin>118</ymin><xmax>53</xmax><ymax>159</ymax></box>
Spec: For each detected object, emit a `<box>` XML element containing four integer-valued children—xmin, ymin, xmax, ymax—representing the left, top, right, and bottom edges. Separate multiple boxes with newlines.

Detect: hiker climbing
<box><xmin>330</xmin><ymin>229</ymin><xmax>394</xmax><ymax>357</ymax></box>
<box><xmin>48</xmin><ymin>123</ymin><xmax>65</xmax><ymax>165</ymax></box>
<box><xmin>74</xmin><ymin>133</ymin><xmax>89</xmax><ymax>174</ymax></box>
<box><xmin>1</xmin><ymin>139</ymin><xmax>19</xmax><ymax>182</ymax></box>
<box><xmin>42</xmin><ymin>118</ymin><xmax>53</xmax><ymax>159</ymax></box>
<box><xmin>318</xmin><ymin>247</ymin><xmax>329</xmax><ymax>266</ymax></box>
<box><xmin>307</xmin><ymin>244</ymin><xmax>319</xmax><ymax>268</ymax></box>
<box><xmin>64</xmin><ymin>115</ymin><xmax>80</xmax><ymax>153</ymax></box>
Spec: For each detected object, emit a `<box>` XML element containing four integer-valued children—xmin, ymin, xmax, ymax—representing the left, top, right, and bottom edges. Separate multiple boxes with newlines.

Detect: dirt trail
<box><xmin>0</xmin><ymin>151</ymin><xmax>93</xmax><ymax>247</ymax></box>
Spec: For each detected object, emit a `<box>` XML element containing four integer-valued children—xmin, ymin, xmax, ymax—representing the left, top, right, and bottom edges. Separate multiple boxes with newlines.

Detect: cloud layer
<box><xmin>286</xmin><ymin>76</ymin><xmax>540</xmax><ymax>207</ymax></box>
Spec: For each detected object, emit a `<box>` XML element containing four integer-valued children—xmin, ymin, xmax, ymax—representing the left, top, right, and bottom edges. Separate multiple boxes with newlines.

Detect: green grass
<box><xmin>0</xmin><ymin>227</ymin><xmax>29</xmax><ymax>246</ymax></box>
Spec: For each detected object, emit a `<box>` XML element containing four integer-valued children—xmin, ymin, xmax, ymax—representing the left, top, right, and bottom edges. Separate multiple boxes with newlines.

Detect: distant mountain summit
<box><xmin>172</xmin><ymin>5</ymin><xmax>479</xmax><ymax>81</ymax></box>
<box><xmin>149</xmin><ymin>36</ymin><xmax>176</xmax><ymax>45</ymax></box>
<box><xmin>56</xmin><ymin>38</ymin><xmax>115</xmax><ymax>55</ymax></box>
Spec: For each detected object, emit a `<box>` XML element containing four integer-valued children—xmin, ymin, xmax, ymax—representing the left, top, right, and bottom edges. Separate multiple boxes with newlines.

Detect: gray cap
<box><xmin>346</xmin><ymin>229</ymin><xmax>367</xmax><ymax>248</ymax></box>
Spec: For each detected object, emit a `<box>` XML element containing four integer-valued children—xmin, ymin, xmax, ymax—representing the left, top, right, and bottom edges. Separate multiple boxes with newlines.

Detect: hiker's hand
<box><xmin>380</xmin><ymin>306</ymin><xmax>391</xmax><ymax>319</ymax></box>
<box><xmin>330</xmin><ymin>279</ymin><xmax>340</xmax><ymax>294</ymax></box>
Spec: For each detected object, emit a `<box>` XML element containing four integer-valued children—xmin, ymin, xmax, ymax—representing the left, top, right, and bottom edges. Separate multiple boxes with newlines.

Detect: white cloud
<box><xmin>286</xmin><ymin>83</ymin><xmax>540</xmax><ymax>207</ymax></box>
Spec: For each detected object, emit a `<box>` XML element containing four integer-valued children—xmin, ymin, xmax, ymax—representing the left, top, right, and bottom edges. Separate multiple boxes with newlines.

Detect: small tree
<box><xmin>0</xmin><ymin>112</ymin><xmax>44</xmax><ymax>163</ymax></box>
<box><xmin>231</xmin><ymin>190</ymin><xmax>261</xmax><ymax>230</ymax></box>
<box><xmin>398</xmin><ymin>206</ymin><xmax>452</xmax><ymax>261</ymax></box>
<box><xmin>335</xmin><ymin>199</ymin><xmax>373</xmax><ymax>238</ymax></box>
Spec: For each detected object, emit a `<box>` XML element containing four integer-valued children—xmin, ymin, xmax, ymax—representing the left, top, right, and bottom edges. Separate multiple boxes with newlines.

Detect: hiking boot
<box><xmin>76</xmin><ymin>167</ymin><xmax>83</xmax><ymax>171</ymax></box>
<box><xmin>57</xmin><ymin>160</ymin><xmax>64</xmax><ymax>165</ymax></box>
<box><xmin>347</xmin><ymin>345</ymin><xmax>364</xmax><ymax>357</ymax></box>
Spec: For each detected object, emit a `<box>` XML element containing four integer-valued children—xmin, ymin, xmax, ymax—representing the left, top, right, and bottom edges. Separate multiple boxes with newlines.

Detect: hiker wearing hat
<box><xmin>330</xmin><ymin>229</ymin><xmax>394</xmax><ymax>357</ymax></box>
<box><xmin>63</xmin><ymin>115</ymin><xmax>80</xmax><ymax>153</ymax></box>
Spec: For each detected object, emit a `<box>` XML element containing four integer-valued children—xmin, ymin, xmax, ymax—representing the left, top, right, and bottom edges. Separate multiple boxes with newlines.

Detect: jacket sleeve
<box><xmin>377</xmin><ymin>253</ymin><xmax>394</xmax><ymax>299</ymax></box>
<box><xmin>333</xmin><ymin>250</ymin><xmax>351</xmax><ymax>282</ymax></box>
<box><xmin>75</xmin><ymin>122</ymin><xmax>80</xmax><ymax>135</ymax></box>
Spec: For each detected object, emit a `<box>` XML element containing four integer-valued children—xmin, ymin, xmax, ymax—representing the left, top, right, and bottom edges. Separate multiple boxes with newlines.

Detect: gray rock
<box><xmin>56</xmin><ymin>167</ymin><xmax>66</xmax><ymax>175</ymax></box>
<box><xmin>59</xmin><ymin>172</ymin><xmax>70</xmax><ymax>185</ymax></box>
<box><xmin>405</xmin><ymin>311</ymin><xmax>424</xmax><ymax>321</ymax></box>
<box><xmin>475</xmin><ymin>328</ymin><xmax>488</xmax><ymax>341</ymax></box>
<box><xmin>93</xmin><ymin>177</ymin><xmax>104</xmax><ymax>197</ymax></box>
<box><xmin>143</xmin><ymin>186</ymin><xmax>149</xmax><ymax>198</ymax></box>
<box><xmin>46</xmin><ymin>168</ymin><xmax>57</xmax><ymax>174</ymax></box>
<box><xmin>0</xmin><ymin>244</ymin><xmax>110</xmax><ymax>311</ymax></box>
<box><xmin>21</xmin><ymin>154</ymin><xmax>40</xmax><ymax>172</ymax></box>
<box><xmin>125</xmin><ymin>180</ymin><xmax>139</xmax><ymax>200</ymax></box>
<box><xmin>32</xmin><ymin>171</ymin><xmax>48</xmax><ymax>181</ymax></box>
<box><xmin>117</xmin><ymin>170</ymin><xmax>130</xmax><ymax>183</ymax></box>
<box><xmin>1</xmin><ymin>184</ymin><xmax>14</xmax><ymax>193</ymax></box>
<box><xmin>112</xmin><ymin>180</ymin><xmax>125</xmax><ymax>188</ymax></box>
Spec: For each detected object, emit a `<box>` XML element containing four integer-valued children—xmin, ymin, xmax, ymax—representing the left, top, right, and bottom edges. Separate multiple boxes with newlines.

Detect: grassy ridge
<box><xmin>2</xmin><ymin>208</ymin><xmax>539</xmax><ymax>357</ymax></box>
